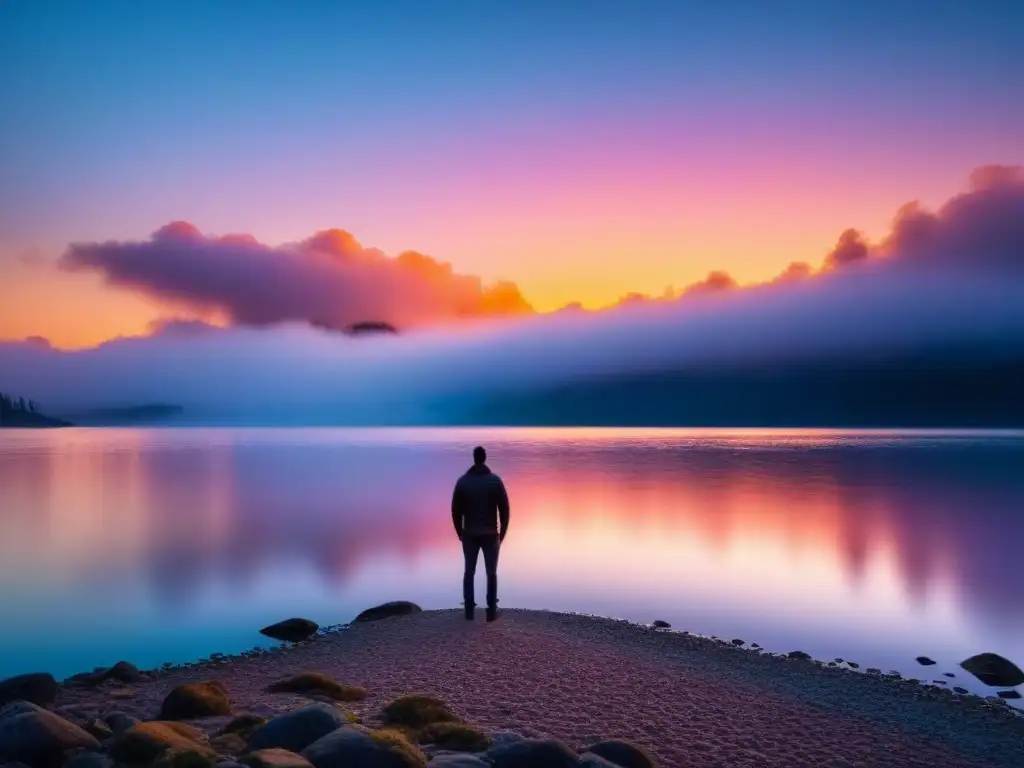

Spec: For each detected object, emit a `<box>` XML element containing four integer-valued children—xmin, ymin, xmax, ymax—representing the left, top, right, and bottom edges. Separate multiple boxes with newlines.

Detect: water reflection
<box><xmin>1</xmin><ymin>428</ymin><xmax>1023</xmax><ymax>693</ymax></box>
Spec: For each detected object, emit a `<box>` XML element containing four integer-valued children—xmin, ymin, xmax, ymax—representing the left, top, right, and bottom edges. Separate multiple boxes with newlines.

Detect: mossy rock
<box><xmin>110</xmin><ymin>722</ymin><xmax>215</xmax><ymax>763</ymax></box>
<box><xmin>368</xmin><ymin>729</ymin><xmax>427</xmax><ymax>766</ymax></box>
<box><xmin>266</xmin><ymin>673</ymin><xmax>367</xmax><ymax>702</ymax></box>
<box><xmin>239</xmin><ymin>748</ymin><xmax>314</xmax><ymax>768</ymax></box>
<box><xmin>352</xmin><ymin>601</ymin><xmax>422</xmax><ymax>623</ymax></box>
<box><xmin>300</xmin><ymin>725</ymin><xmax>425</xmax><ymax>768</ymax></box>
<box><xmin>219</xmin><ymin>714</ymin><xmax>268</xmax><ymax>739</ymax></box>
<box><xmin>381</xmin><ymin>695</ymin><xmax>458</xmax><ymax>729</ymax></box>
<box><xmin>417</xmin><ymin>722</ymin><xmax>490</xmax><ymax>752</ymax></box>
<box><xmin>152</xmin><ymin>748</ymin><xmax>218</xmax><ymax>768</ymax></box>
<box><xmin>159</xmin><ymin>681</ymin><xmax>233</xmax><ymax>719</ymax></box>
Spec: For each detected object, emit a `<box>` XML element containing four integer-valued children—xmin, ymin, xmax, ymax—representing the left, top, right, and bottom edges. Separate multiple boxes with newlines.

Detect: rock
<box><xmin>247</xmin><ymin>705</ymin><xmax>347</xmax><ymax>753</ymax></box>
<box><xmin>352</xmin><ymin>602</ymin><xmax>422</xmax><ymax>623</ymax></box>
<box><xmin>160</xmin><ymin>682</ymin><xmax>233</xmax><ymax>720</ymax></box>
<box><xmin>580</xmin><ymin>755</ymin><xmax>620</xmax><ymax>768</ymax></box>
<box><xmin>428</xmin><ymin>757</ymin><xmax>489</xmax><ymax>767</ymax></box>
<box><xmin>487</xmin><ymin>737</ymin><xmax>578</xmax><ymax>768</ymax></box>
<box><xmin>417</xmin><ymin>723</ymin><xmax>490</xmax><ymax>752</ymax></box>
<box><xmin>210</xmin><ymin>734</ymin><xmax>247</xmax><ymax>756</ymax></box>
<box><xmin>0</xmin><ymin>674</ymin><xmax>58</xmax><ymax>708</ymax></box>
<box><xmin>239</xmin><ymin>749</ymin><xmax>313</xmax><ymax>768</ymax></box>
<box><xmin>916</xmin><ymin>656</ymin><xmax>936</xmax><ymax>666</ymax></box>
<box><xmin>583</xmin><ymin>740</ymin><xmax>656</xmax><ymax>768</ymax></box>
<box><xmin>62</xmin><ymin>751</ymin><xmax>112</xmax><ymax>768</ymax></box>
<box><xmin>847</xmin><ymin>662</ymin><xmax>860</xmax><ymax>669</ymax></box>
<box><xmin>488</xmin><ymin>732</ymin><xmax>526</xmax><ymax>751</ymax></box>
<box><xmin>260</xmin><ymin>620</ymin><xmax>319</xmax><ymax>643</ymax></box>
<box><xmin>104</xmin><ymin>662</ymin><xmax>141</xmax><ymax>684</ymax></box>
<box><xmin>788</xmin><ymin>651</ymin><xmax>811</xmax><ymax>660</ymax></box>
<box><xmin>751</xmin><ymin>643</ymin><xmax>761</xmax><ymax>649</ymax></box>
<box><xmin>731</xmin><ymin>639</ymin><xmax>744</xmax><ymax>646</ymax></box>
<box><xmin>960</xmin><ymin>653</ymin><xmax>1024</xmax><ymax>687</ymax></box>
<box><xmin>265</xmin><ymin>674</ymin><xmax>366</xmax><ymax>703</ymax></box>
<box><xmin>219</xmin><ymin>715</ymin><xmax>268</xmax><ymax>739</ymax></box>
<box><xmin>103</xmin><ymin>713</ymin><xmax>138</xmax><ymax>735</ymax></box>
<box><xmin>0</xmin><ymin>702</ymin><xmax>100</xmax><ymax>768</ymax></box>
<box><xmin>110</xmin><ymin>722</ymin><xmax>214</xmax><ymax>763</ymax></box>
<box><xmin>651</xmin><ymin>621</ymin><xmax>670</xmax><ymax>629</ymax></box>
<box><xmin>302</xmin><ymin>726</ymin><xmax>425</xmax><ymax>768</ymax></box>
<box><xmin>80</xmin><ymin>721</ymin><xmax>112</xmax><ymax>742</ymax></box>
<box><xmin>954</xmin><ymin>687</ymin><xmax>969</xmax><ymax>694</ymax></box>
<box><xmin>944</xmin><ymin>672</ymin><xmax>955</xmax><ymax>678</ymax></box>
<box><xmin>997</xmin><ymin>690</ymin><xmax>1022</xmax><ymax>699</ymax></box>
<box><xmin>153</xmin><ymin>749</ymin><xmax>218</xmax><ymax>768</ymax></box>
<box><xmin>381</xmin><ymin>695</ymin><xmax>458</xmax><ymax>729</ymax></box>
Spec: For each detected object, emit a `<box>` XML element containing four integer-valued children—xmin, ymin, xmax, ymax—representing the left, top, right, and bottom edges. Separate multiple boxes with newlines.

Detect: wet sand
<box><xmin>53</xmin><ymin>610</ymin><xmax>1024</xmax><ymax>767</ymax></box>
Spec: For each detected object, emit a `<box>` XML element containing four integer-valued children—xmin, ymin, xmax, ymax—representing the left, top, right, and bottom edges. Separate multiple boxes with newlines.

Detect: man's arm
<box><xmin>497</xmin><ymin>479</ymin><xmax>510</xmax><ymax>541</ymax></box>
<box><xmin>451</xmin><ymin>481</ymin><xmax>463</xmax><ymax>538</ymax></box>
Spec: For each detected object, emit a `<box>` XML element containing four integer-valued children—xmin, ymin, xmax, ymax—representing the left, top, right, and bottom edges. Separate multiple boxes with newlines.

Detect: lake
<box><xmin>2</xmin><ymin>427</ymin><xmax>1023</xmax><ymax>700</ymax></box>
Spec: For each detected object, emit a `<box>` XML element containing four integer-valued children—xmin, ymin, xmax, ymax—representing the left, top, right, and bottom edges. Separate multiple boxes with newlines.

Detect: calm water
<box><xmin>2</xmin><ymin>427</ymin><xmax>1023</xmax><ymax>699</ymax></box>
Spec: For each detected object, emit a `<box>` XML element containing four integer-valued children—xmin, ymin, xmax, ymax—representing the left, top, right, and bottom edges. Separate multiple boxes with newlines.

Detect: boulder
<box><xmin>247</xmin><ymin>705</ymin><xmax>347</xmax><ymax>753</ymax></box>
<box><xmin>0</xmin><ymin>674</ymin><xmax>58</xmax><ymax>708</ymax></box>
<box><xmin>960</xmin><ymin>653</ymin><xmax>1024</xmax><ymax>687</ymax></box>
<box><xmin>260</xmin><ymin>620</ymin><xmax>319</xmax><ymax>643</ymax></box>
<box><xmin>381</xmin><ymin>695</ymin><xmax>457</xmax><ymax>730</ymax></box>
<box><xmin>62</xmin><ymin>752</ymin><xmax>112</xmax><ymax>768</ymax></box>
<box><xmin>301</xmin><ymin>726</ymin><xmax>425</xmax><ymax>768</ymax></box>
<box><xmin>0</xmin><ymin>702</ymin><xmax>99</xmax><ymax>768</ymax></box>
<box><xmin>160</xmin><ymin>682</ymin><xmax>233</xmax><ymax>720</ymax></box>
<box><xmin>102</xmin><ymin>713</ymin><xmax>138</xmax><ymax>735</ymax></box>
<box><xmin>109</xmin><ymin>722</ymin><xmax>214</xmax><ymax>763</ymax></box>
<box><xmin>651</xmin><ymin>621</ymin><xmax>670</xmax><ymax>629</ymax></box>
<box><xmin>219</xmin><ymin>715</ymin><xmax>268</xmax><ymax>739</ymax></box>
<box><xmin>239</xmin><ymin>749</ymin><xmax>313</xmax><ymax>768</ymax></box>
<box><xmin>210</xmin><ymin>734</ymin><xmax>247</xmax><ymax>755</ymax></box>
<box><xmin>788</xmin><ymin>651</ymin><xmax>811</xmax><ymax>660</ymax></box>
<box><xmin>417</xmin><ymin>722</ymin><xmax>490</xmax><ymax>752</ymax></box>
<box><xmin>352</xmin><ymin>602</ymin><xmax>422</xmax><ymax>623</ymax></box>
<box><xmin>265</xmin><ymin>674</ymin><xmax>366</xmax><ymax>703</ymax></box>
<box><xmin>997</xmin><ymin>690</ymin><xmax>1021</xmax><ymax>699</ymax></box>
<box><xmin>103</xmin><ymin>662</ymin><xmax>142</xmax><ymax>684</ymax></box>
<box><xmin>487</xmin><ymin>738</ymin><xmax>578</xmax><ymax>768</ymax></box>
<box><xmin>916</xmin><ymin>657</ymin><xmax>937</xmax><ymax>666</ymax></box>
<box><xmin>583</xmin><ymin>739</ymin><xmax>657</xmax><ymax>768</ymax></box>
<box><xmin>580</xmin><ymin>755</ymin><xmax>620</xmax><ymax>768</ymax></box>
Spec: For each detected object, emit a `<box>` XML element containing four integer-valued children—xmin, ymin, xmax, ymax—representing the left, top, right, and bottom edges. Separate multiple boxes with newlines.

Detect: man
<box><xmin>451</xmin><ymin>445</ymin><xmax>509</xmax><ymax>621</ymax></box>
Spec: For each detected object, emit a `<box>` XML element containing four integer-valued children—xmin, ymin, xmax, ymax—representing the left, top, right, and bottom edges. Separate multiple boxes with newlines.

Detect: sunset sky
<box><xmin>2</xmin><ymin>0</ymin><xmax>1022</xmax><ymax>348</ymax></box>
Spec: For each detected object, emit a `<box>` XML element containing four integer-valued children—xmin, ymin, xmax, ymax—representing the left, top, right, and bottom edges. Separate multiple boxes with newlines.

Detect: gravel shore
<box><xmin>51</xmin><ymin>609</ymin><xmax>1024</xmax><ymax>767</ymax></box>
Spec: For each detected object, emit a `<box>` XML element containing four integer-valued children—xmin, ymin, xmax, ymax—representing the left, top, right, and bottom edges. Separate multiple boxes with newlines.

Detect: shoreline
<box><xmin>36</xmin><ymin>608</ymin><xmax>1024</xmax><ymax>767</ymax></box>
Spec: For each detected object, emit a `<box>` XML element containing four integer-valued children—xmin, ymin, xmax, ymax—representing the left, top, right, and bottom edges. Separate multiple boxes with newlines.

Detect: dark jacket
<box><xmin>451</xmin><ymin>464</ymin><xmax>510</xmax><ymax>538</ymax></box>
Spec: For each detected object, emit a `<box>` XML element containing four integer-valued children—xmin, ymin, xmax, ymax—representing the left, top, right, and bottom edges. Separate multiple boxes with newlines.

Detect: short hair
<box><xmin>473</xmin><ymin>446</ymin><xmax>486</xmax><ymax>464</ymax></box>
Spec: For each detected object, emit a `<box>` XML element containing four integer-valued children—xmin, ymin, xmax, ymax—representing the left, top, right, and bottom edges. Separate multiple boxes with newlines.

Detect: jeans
<box><xmin>462</xmin><ymin>534</ymin><xmax>500</xmax><ymax>609</ymax></box>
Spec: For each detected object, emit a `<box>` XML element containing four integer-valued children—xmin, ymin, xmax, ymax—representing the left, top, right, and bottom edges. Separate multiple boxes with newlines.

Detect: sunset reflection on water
<box><xmin>1</xmin><ymin>427</ymin><xmax>1022</xmax><ymax>695</ymax></box>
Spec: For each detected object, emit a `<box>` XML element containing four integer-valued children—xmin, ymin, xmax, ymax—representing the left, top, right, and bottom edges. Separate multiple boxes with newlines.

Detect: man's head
<box><xmin>473</xmin><ymin>446</ymin><xmax>487</xmax><ymax>465</ymax></box>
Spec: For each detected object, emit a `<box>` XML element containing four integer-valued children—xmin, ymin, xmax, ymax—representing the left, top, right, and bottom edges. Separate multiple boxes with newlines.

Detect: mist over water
<box><xmin>2</xmin><ymin>427</ymin><xmax>1023</xmax><ymax>702</ymax></box>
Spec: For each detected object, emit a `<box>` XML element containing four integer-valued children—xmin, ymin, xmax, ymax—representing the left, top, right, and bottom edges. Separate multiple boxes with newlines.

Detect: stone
<box><xmin>104</xmin><ymin>662</ymin><xmax>141</xmax><ymax>684</ymax></box>
<box><xmin>954</xmin><ymin>687</ymin><xmax>969</xmax><ymax>694</ymax></box>
<box><xmin>265</xmin><ymin>674</ymin><xmax>366</xmax><ymax>703</ymax></box>
<box><xmin>352</xmin><ymin>602</ymin><xmax>422</xmax><ymax>623</ymax></box>
<box><xmin>997</xmin><ymin>690</ymin><xmax>1021</xmax><ymax>699</ymax></box>
<box><xmin>583</xmin><ymin>739</ymin><xmax>656</xmax><ymax>768</ymax></box>
<box><xmin>731</xmin><ymin>639</ymin><xmax>745</xmax><ymax>646</ymax></box>
<box><xmin>381</xmin><ymin>695</ymin><xmax>458</xmax><ymax>730</ymax></box>
<box><xmin>488</xmin><ymin>732</ymin><xmax>525</xmax><ymax>751</ymax></box>
<box><xmin>210</xmin><ymin>734</ymin><xmax>247</xmax><ymax>756</ymax></box>
<box><xmin>103</xmin><ymin>713</ymin><xmax>138</xmax><ymax>735</ymax></box>
<box><xmin>247</xmin><ymin>705</ymin><xmax>346</xmax><ymax>753</ymax></box>
<box><xmin>259</xmin><ymin>620</ymin><xmax>319</xmax><ymax>643</ymax></box>
<box><xmin>219</xmin><ymin>715</ymin><xmax>268</xmax><ymax>739</ymax></box>
<box><xmin>944</xmin><ymin>672</ymin><xmax>955</xmax><ymax>678</ymax></box>
<box><xmin>153</xmin><ymin>749</ymin><xmax>218</xmax><ymax>768</ymax></box>
<box><xmin>239</xmin><ymin>749</ymin><xmax>313</xmax><ymax>768</ymax></box>
<box><xmin>788</xmin><ymin>651</ymin><xmax>811</xmax><ymax>660</ymax></box>
<box><xmin>847</xmin><ymin>662</ymin><xmax>860</xmax><ymax>669</ymax></box>
<box><xmin>429</xmin><ymin>757</ymin><xmax>489</xmax><ymax>767</ymax></box>
<box><xmin>80</xmin><ymin>721</ymin><xmax>112</xmax><ymax>741</ymax></box>
<box><xmin>916</xmin><ymin>656</ymin><xmax>936</xmax><ymax>666</ymax></box>
<box><xmin>417</xmin><ymin>722</ymin><xmax>490</xmax><ymax>752</ymax></box>
<box><xmin>651</xmin><ymin>620</ymin><xmax>670</xmax><ymax>629</ymax></box>
<box><xmin>110</xmin><ymin>722</ymin><xmax>214</xmax><ymax>763</ymax></box>
<box><xmin>301</xmin><ymin>726</ymin><xmax>425</xmax><ymax>768</ymax></box>
<box><xmin>960</xmin><ymin>653</ymin><xmax>1024</xmax><ymax>687</ymax></box>
<box><xmin>0</xmin><ymin>702</ymin><xmax>99</xmax><ymax>768</ymax></box>
<box><xmin>580</xmin><ymin>755</ymin><xmax>620</xmax><ymax>768</ymax></box>
<box><xmin>0</xmin><ymin>674</ymin><xmax>58</xmax><ymax>708</ymax></box>
<box><xmin>487</xmin><ymin>738</ymin><xmax>578</xmax><ymax>768</ymax></box>
<box><xmin>160</xmin><ymin>682</ymin><xmax>233</xmax><ymax>720</ymax></box>
<box><xmin>62</xmin><ymin>752</ymin><xmax>112</xmax><ymax>768</ymax></box>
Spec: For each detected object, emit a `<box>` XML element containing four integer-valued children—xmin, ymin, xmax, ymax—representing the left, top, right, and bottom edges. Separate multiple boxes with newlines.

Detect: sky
<box><xmin>1</xmin><ymin>0</ymin><xmax>1023</xmax><ymax>349</ymax></box>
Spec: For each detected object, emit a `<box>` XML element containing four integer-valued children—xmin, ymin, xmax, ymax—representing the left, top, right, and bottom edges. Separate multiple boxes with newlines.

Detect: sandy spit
<box><xmin>53</xmin><ymin>609</ymin><xmax>1024</xmax><ymax>768</ymax></box>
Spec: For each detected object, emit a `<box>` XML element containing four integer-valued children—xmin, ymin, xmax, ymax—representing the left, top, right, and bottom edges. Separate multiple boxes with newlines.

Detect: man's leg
<box><xmin>462</xmin><ymin>537</ymin><xmax>481</xmax><ymax>619</ymax></box>
<box><xmin>481</xmin><ymin>535</ymin><xmax>500</xmax><ymax>620</ymax></box>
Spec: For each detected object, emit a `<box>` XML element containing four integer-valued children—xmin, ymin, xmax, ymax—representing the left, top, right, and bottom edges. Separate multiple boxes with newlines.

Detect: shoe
<box><xmin>486</xmin><ymin>606</ymin><xmax>498</xmax><ymax>622</ymax></box>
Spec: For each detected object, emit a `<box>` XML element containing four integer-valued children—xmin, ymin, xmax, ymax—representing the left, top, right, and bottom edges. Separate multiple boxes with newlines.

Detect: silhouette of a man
<box><xmin>451</xmin><ymin>446</ymin><xmax>509</xmax><ymax>621</ymax></box>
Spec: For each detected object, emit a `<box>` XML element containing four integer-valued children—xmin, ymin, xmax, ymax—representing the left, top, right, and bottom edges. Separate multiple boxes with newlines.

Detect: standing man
<box><xmin>451</xmin><ymin>446</ymin><xmax>509</xmax><ymax>621</ymax></box>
